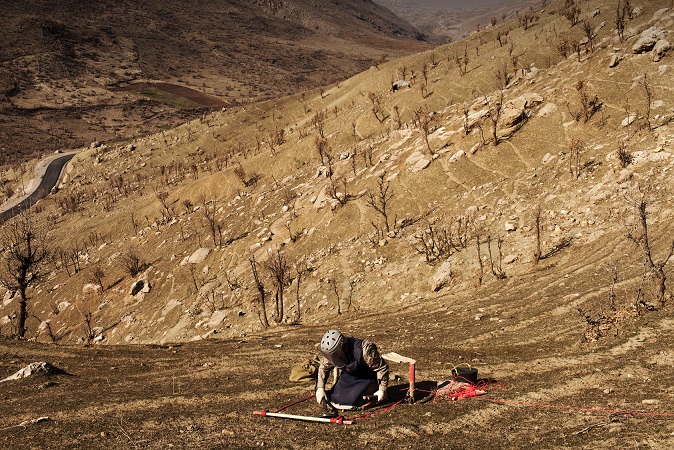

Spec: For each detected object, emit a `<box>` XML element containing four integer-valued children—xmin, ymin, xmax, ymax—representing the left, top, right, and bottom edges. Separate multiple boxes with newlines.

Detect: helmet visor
<box><xmin>323</xmin><ymin>345</ymin><xmax>347</xmax><ymax>369</ymax></box>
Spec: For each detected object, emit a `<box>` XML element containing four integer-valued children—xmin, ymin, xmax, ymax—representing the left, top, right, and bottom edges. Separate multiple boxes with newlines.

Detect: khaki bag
<box><xmin>289</xmin><ymin>356</ymin><xmax>320</xmax><ymax>382</ymax></box>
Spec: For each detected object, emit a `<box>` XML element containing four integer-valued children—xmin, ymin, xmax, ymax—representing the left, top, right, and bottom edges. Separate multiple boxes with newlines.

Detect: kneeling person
<box><xmin>315</xmin><ymin>329</ymin><xmax>389</xmax><ymax>407</ymax></box>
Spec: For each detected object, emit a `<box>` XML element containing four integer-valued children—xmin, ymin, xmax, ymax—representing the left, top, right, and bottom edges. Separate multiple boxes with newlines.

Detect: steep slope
<box><xmin>2</xmin><ymin>0</ymin><xmax>673</xmax><ymax>345</ymax></box>
<box><xmin>0</xmin><ymin>0</ymin><xmax>427</xmax><ymax>167</ymax></box>
<box><xmin>2</xmin><ymin>0</ymin><xmax>674</xmax><ymax>448</ymax></box>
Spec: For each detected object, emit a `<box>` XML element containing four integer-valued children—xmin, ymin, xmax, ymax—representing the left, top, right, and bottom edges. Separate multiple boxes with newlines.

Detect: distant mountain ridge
<box><xmin>375</xmin><ymin>0</ymin><xmax>540</xmax><ymax>40</ymax></box>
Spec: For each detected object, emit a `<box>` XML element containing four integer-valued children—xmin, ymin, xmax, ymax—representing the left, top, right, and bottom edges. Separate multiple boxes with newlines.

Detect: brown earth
<box><xmin>0</xmin><ymin>0</ymin><xmax>428</xmax><ymax>167</ymax></box>
<box><xmin>1</xmin><ymin>0</ymin><xmax>674</xmax><ymax>448</ymax></box>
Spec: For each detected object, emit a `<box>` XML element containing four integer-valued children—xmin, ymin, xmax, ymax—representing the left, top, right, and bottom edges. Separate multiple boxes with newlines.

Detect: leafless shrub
<box><xmin>78</xmin><ymin>307</ymin><xmax>95</xmax><ymax>347</ymax></box>
<box><xmin>265</xmin><ymin>249</ymin><xmax>292</xmax><ymax>324</ymax></box>
<box><xmin>329</xmin><ymin>177</ymin><xmax>351</xmax><ymax>206</ymax></box>
<box><xmin>365</xmin><ymin>172</ymin><xmax>395</xmax><ymax>234</ymax></box>
<box><xmin>487</xmin><ymin>234</ymin><xmax>507</xmax><ymax>279</ymax></box>
<box><xmin>201</xmin><ymin>197</ymin><xmax>223</xmax><ymax>247</ymax></box>
<box><xmin>578</xmin><ymin>266</ymin><xmax>639</xmax><ymax>343</ymax></box>
<box><xmin>557</xmin><ymin>37</ymin><xmax>571</xmax><ymax>58</ymax></box>
<box><xmin>57</xmin><ymin>189</ymin><xmax>82</xmax><ymax>213</ymax></box>
<box><xmin>541</xmin><ymin>237</ymin><xmax>573</xmax><ymax>259</ymax></box>
<box><xmin>639</xmin><ymin>73</ymin><xmax>653</xmax><ymax>131</ymax></box>
<box><xmin>88</xmin><ymin>266</ymin><xmax>105</xmax><ymax>292</ymax></box>
<box><xmin>413</xmin><ymin>107</ymin><xmax>434</xmax><ymax>155</ymax></box>
<box><xmin>561</xmin><ymin>0</ymin><xmax>580</xmax><ymax>26</ymax></box>
<box><xmin>233</xmin><ymin>162</ymin><xmax>261</xmax><ymax>187</ymax></box>
<box><xmin>533</xmin><ymin>205</ymin><xmax>542</xmax><ymax>264</ymax></box>
<box><xmin>617</xmin><ymin>141</ymin><xmax>633</xmax><ymax>168</ymax></box>
<box><xmin>414</xmin><ymin>223</ymin><xmax>453</xmax><ymax>264</ymax></box>
<box><xmin>626</xmin><ymin>190</ymin><xmax>674</xmax><ymax>309</ymax></box>
<box><xmin>455</xmin><ymin>45</ymin><xmax>469</xmax><ymax>76</ymax></box>
<box><xmin>615</xmin><ymin>0</ymin><xmax>631</xmax><ymax>42</ymax></box>
<box><xmin>368</xmin><ymin>92</ymin><xmax>388</xmax><ymax>123</ymax></box>
<box><xmin>488</xmin><ymin>91</ymin><xmax>504</xmax><ymax>146</ymax></box>
<box><xmin>569</xmin><ymin>80</ymin><xmax>601</xmax><ymax>123</ymax></box>
<box><xmin>314</xmin><ymin>136</ymin><xmax>330</xmax><ymax>166</ymax></box>
<box><xmin>582</xmin><ymin>19</ymin><xmax>595</xmax><ymax>53</ymax></box>
<box><xmin>249</xmin><ymin>255</ymin><xmax>269</xmax><ymax>328</ymax></box>
<box><xmin>327</xmin><ymin>277</ymin><xmax>356</xmax><ymax>315</ymax></box>
<box><xmin>569</xmin><ymin>139</ymin><xmax>584</xmax><ymax>178</ymax></box>
<box><xmin>120</xmin><ymin>249</ymin><xmax>146</xmax><ymax>277</ymax></box>
<box><xmin>155</xmin><ymin>190</ymin><xmax>176</xmax><ymax>222</ymax></box>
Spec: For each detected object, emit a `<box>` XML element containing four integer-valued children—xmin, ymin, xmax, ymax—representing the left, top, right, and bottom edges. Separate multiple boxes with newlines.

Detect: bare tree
<box><xmin>249</xmin><ymin>255</ymin><xmax>269</xmax><ymax>328</ymax></box>
<box><xmin>582</xmin><ymin>19</ymin><xmax>595</xmax><ymax>53</ymax></box>
<box><xmin>639</xmin><ymin>73</ymin><xmax>653</xmax><ymax>130</ymax></box>
<box><xmin>615</xmin><ymin>0</ymin><xmax>631</xmax><ymax>42</ymax></box>
<box><xmin>569</xmin><ymin>139</ymin><xmax>584</xmax><ymax>179</ymax></box>
<box><xmin>293</xmin><ymin>259</ymin><xmax>308</xmax><ymax>323</ymax></box>
<box><xmin>561</xmin><ymin>0</ymin><xmax>580</xmax><ymax>26</ymax></box>
<box><xmin>368</xmin><ymin>92</ymin><xmax>387</xmax><ymax>123</ymax></box>
<box><xmin>487</xmin><ymin>234</ymin><xmax>507</xmax><ymax>279</ymax></box>
<box><xmin>0</xmin><ymin>213</ymin><xmax>50</xmax><ymax>338</ymax></box>
<box><xmin>89</xmin><ymin>266</ymin><xmax>105</xmax><ymax>292</ymax></box>
<box><xmin>533</xmin><ymin>205</ymin><xmax>542</xmax><ymax>264</ymax></box>
<box><xmin>413</xmin><ymin>107</ymin><xmax>434</xmax><ymax>155</ymax></box>
<box><xmin>120</xmin><ymin>248</ymin><xmax>146</xmax><ymax>277</ymax></box>
<box><xmin>365</xmin><ymin>172</ymin><xmax>395</xmax><ymax>234</ymax></box>
<box><xmin>626</xmin><ymin>193</ymin><xmax>674</xmax><ymax>309</ymax></box>
<box><xmin>201</xmin><ymin>197</ymin><xmax>223</xmax><ymax>247</ymax></box>
<box><xmin>265</xmin><ymin>249</ymin><xmax>292</xmax><ymax>324</ymax></box>
<box><xmin>489</xmin><ymin>91</ymin><xmax>504</xmax><ymax>146</ymax></box>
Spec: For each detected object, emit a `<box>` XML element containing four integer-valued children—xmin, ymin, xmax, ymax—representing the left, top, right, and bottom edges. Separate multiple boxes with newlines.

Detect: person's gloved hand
<box><xmin>375</xmin><ymin>388</ymin><xmax>386</xmax><ymax>403</ymax></box>
<box><xmin>316</xmin><ymin>387</ymin><xmax>327</xmax><ymax>404</ymax></box>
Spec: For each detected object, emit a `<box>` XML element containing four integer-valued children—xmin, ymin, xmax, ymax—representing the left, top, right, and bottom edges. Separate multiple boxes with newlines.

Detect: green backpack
<box><xmin>289</xmin><ymin>355</ymin><xmax>321</xmax><ymax>382</ymax></box>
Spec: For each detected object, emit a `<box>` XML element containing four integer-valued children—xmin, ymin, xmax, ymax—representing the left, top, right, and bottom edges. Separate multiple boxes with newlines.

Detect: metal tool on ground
<box><xmin>319</xmin><ymin>398</ymin><xmax>339</xmax><ymax>419</ymax></box>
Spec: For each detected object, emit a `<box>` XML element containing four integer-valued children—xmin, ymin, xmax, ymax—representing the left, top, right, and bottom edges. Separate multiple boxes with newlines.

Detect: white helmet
<box><xmin>320</xmin><ymin>329</ymin><xmax>347</xmax><ymax>368</ymax></box>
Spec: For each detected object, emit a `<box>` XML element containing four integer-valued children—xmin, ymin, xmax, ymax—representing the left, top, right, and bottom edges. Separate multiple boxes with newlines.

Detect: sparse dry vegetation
<box><xmin>1</xmin><ymin>0</ymin><xmax>674</xmax><ymax>447</ymax></box>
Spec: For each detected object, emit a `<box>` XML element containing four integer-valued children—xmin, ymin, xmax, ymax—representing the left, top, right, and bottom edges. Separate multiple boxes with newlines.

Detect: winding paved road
<box><xmin>0</xmin><ymin>153</ymin><xmax>76</xmax><ymax>223</ymax></box>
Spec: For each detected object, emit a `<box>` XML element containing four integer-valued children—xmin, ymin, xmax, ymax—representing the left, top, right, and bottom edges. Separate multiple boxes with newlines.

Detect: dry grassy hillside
<box><xmin>2</xmin><ymin>0</ymin><xmax>674</xmax><ymax>448</ymax></box>
<box><xmin>0</xmin><ymin>0</ymin><xmax>426</xmax><ymax>169</ymax></box>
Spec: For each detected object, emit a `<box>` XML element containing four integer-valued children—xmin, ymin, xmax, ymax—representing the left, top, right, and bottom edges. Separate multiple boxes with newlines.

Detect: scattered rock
<box><xmin>392</xmin><ymin>80</ymin><xmax>411</xmax><ymax>91</ymax></box>
<box><xmin>406</xmin><ymin>151</ymin><xmax>432</xmax><ymax>173</ymax></box>
<box><xmin>608</xmin><ymin>54</ymin><xmax>621</xmax><ymax>67</ymax></box>
<box><xmin>431</xmin><ymin>259</ymin><xmax>453</xmax><ymax>292</ymax></box>
<box><xmin>130</xmin><ymin>280</ymin><xmax>144</xmax><ymax>296</ymax></box>
<box><xmin>632</xmin><ymin>27</ymin><xmax>664</xmax><ymax>54</ymax></box>
<box><xmin>652</xmin><ymin>39</ymin><xmax>671</xmax><ymax>61</ymax></box>
<box><xmin>505</xmin><ymin>222</ymin><xmax>517</xmax><ymax>232</ymax></box>
<box><xmin>1</xmin><ymin>362</ymin><xmax>68</xmax><ymax>382</ymax></box>
<box><xmin>651</xmin><ymin>7</ymin><xmax>670</xmax><ymax>22</ymax></box>
<box><xmin>184</xmin><ymin>248</ymin><xmax>211</xmax><ymax>265</ymax></box>
<box><xmin>448</xmin><ymin>150</ymin><xmax>466</xmax><ymax>163</ymax></box>
<box><xmin>82</xmin><ymin>283</ymin><xmax>102</xmax><ymax>295</ymax></box>
<box><xmin>621</xmin><ymin>114</ymin><xmax>637</xmax><ymax>127</ymax></box>
<box><xmin>503</xmin><ymin>254</ymin><xmax>518</xmax><ymax>265</ymax></box>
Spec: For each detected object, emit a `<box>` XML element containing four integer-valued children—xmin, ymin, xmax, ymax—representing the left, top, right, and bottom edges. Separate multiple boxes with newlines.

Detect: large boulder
<box><xmin>652</xmin><ymin>39</ymin><xmax>671</xmax><ymax>61</ymax></box>
<box><xmin>632</xmin><ymin>27</ymin><xmax>665</xmax><ymax>53</ymax></box>
<box><xmin>1</xmin><ymin>362</ymin><xmax>68</xmax><ymax>382</ymax></box>
<box><xmin>431</xmin><ymin>259</ymin><xmax>453</xmax><ymax>292</ymax></box>
<box><xmin>499</xmin><ymin>93</ymin><xmax>544</xmax><ymax>129</ymax></box>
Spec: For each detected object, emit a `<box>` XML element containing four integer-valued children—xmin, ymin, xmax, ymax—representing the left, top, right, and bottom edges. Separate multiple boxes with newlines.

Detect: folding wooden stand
<box><xmin>382</xmin><ymin>352</ymin><xmax>416</xmax><ymax>404</ymax></box>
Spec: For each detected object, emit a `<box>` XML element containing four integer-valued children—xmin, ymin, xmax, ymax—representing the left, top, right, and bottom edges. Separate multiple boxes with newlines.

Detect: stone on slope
<box><xmin>1</xmin><ymin>362</ymin><xmax>68</xmax><ymax>382</ymax></box>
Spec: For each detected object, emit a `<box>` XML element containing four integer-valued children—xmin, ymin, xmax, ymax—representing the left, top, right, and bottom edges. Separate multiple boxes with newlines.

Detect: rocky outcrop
<box><xmin>431</xmin><ymin>259</ymin><xmax>453</xmax><ymax>292</ymax></box>
<box><xmin>632</xmin><ymin>27</ymin><xmax>665</xmax><ymax>54</ymax></box>
<box><xmin>652</xmin><ymin>39</ymin><xmax>671</xmax><ymax>61</ymax></box>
